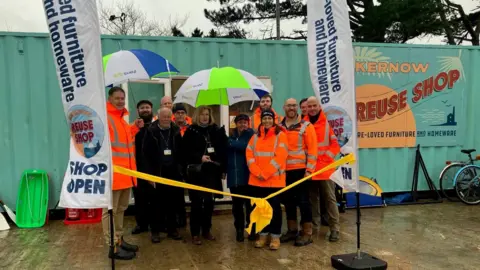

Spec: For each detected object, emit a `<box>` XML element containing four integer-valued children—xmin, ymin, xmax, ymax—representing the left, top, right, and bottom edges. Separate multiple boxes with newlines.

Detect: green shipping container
<box><xmin>0</xmin><ymin>32</ymin><xmax>479</xmax><ymax>209</ymax></box>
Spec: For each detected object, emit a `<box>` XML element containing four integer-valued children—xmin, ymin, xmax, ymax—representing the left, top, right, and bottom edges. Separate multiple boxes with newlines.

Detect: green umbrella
<box><xmin>173</xmin><ymin>66</ymin><xmax>270</xmax><ymax>107</ymax></box>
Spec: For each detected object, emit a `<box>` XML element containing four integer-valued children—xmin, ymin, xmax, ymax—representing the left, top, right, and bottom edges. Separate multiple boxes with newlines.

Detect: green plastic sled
<box><xmin>15</xmin><ymin>169</ymin><xmax>49</xmax><ymax>228</ymax></box>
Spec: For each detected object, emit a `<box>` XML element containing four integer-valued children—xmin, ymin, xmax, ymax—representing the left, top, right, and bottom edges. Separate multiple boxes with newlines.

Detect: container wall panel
<box><xmin>0</xmin><ymin>32</ymin><xmax>479</xmax><ymax>209</ymax></box>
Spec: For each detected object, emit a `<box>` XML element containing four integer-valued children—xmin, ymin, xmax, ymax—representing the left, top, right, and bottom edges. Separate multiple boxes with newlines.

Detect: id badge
<box><xmin>207</xmin><ymin>147</ymin><xmax>215</xmax><ymax>153</ymax></box>
<box><xmin>164</xmin><ymin>149</ymin><xmax>172</xmax><ymax>156</ymax></box>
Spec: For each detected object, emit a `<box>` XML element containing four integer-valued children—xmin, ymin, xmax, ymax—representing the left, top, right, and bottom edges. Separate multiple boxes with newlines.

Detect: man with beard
<box><xmin>279</xmin><ymin>98</ymin><xmax>317</xmax><ymax>246</ymax></box>
<box><xmin>142</xmin><ymin>107</ymin><xmax>184</xmax><ymax>243</ymax></box>
<box><xmin>249</xmin><ymin>94</ymin><xmax>282</xmax><ymax>132</ymax></box>
<box><xmin>131</xmin><ymin>100</ymin><xmax>154</xmax><ymax>235</ymax></box>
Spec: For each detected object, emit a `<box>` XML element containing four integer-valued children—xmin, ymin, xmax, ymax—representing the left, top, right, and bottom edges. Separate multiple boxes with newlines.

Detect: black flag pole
<box><xmin>109</xmin><ymin>209</ymin><xmax>115</xmax><ymax>270</ymax></box>
<box><xmin>330</xmin><ymin>186</ymin><xmax>387</xmax><ymax>269</ymax></box>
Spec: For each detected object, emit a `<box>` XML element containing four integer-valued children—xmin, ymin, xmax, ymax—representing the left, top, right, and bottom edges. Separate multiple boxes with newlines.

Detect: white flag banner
<box><xmin>307</xmin><ymin>0</ymin><xmax>359</xmax><ymax>192</ymax></box>
<box><xmin>42</xmin><ymin>0</ymin><xmax>112</xmax><ymax>209</ymax></box>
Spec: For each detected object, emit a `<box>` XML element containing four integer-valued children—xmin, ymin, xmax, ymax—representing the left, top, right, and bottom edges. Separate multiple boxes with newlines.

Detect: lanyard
<box><xmin>158</xmin><ymin>125</ymin><xmax>171</xmax><ymax>149</ymax></box>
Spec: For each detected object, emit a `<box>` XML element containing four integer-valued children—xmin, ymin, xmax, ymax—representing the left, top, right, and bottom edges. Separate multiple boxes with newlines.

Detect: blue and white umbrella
<box><xmin>103</xmin><ymin>49</ymin><xmax>179</xmax><ymax>87</ymax></box>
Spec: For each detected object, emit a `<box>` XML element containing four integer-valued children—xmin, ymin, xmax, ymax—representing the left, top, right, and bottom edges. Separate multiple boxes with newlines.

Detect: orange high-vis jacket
<box><xmin>280</xmin><ymin>118</ymin><xmax>318</xmax><ymax>173</ymax></box>
<box><xmin>304</xmin><ymin>112</ymin><xmax>340</xmax><ymax>180</ymax></box>
<box><xmin>107</xmin><ymin>102</ymin><xmax>139</xmax><ymax>190</ymax></box>
<box><xmin>246</xmin><ymin>126</ymin><xmax>288</xmax><ymax>188</ymax></box>
<box><xmin>249</xmin><ymin>107</ymin><xmax>283</xmax><ymax>132</ymax></box>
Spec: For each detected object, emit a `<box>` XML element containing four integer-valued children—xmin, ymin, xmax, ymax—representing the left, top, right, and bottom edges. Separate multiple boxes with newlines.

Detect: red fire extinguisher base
<box><xmin>63</xmin><ymin>208</ymin><xmax>102</xmax><ymax>225</ymax></box>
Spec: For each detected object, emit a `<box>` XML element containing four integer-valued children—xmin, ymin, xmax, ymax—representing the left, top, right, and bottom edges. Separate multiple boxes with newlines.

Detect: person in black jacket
<box><xmin>181</xmin><ymin>106</ymin><xmax>228</xmax><ymax>245</ymax></box>
<box><xmin>132</xmin><ymin>100</ymin><xmax>154</xmax><ymax>235</ymax></box>
<box><xmin>142</xmin><ymin>107</ymin><xmax>184</xmax><ymax>243</ymax></box>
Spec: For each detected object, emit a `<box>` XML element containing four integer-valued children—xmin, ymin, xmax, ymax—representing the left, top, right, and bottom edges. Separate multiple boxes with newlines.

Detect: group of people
<box><xmin>102</xmin><ymin>86</ymin><xmax>342</xmax><ymax>261</ymax></box>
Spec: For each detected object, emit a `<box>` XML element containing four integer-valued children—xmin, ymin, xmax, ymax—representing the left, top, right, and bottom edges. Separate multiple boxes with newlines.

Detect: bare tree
<box><xmin>98</xmin><ymin>0</ymin><xmax>188</xmax><ymax>36</ymax></box>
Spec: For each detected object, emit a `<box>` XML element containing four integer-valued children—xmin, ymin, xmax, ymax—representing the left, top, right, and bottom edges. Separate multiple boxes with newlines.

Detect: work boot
<box><xmin>192</xmin><ymin>236</ymin><xmax>202</xmax><ymax>245</ymax></box>
<box><xmin>151</xmin><ymin>232</ymin><xmax>161</xmax><ymax>244</ymax></box>
<box><xmin>120</xmin><ymin>237</ymin><xmax>139</xmax><ymax>252</ymax></box>
<box><xmin>280</xmin><ymin>220</ymin><xmax>298</xmax><ymax>243</ymax></box>
<box><xmin>131</xmin><ymin>225</ymin><xmax>148</xmax><ymax>235</ymax></box>
<box><xmin>168</xmin><ymin>230</ymin><xmax>183</xmax><ymax>241</ymax></box>
<box><xmin>108</xmin><ymin>244</ymin><xmax>136</xmax><ymax>260</ymax></box>
<box><xmin>202</xmin><ymin>231</ymin><xmax>216</xmax><ymax>241</ymax></box>
<box><xmin>269</xmin><ymin>236</ymin><xmax>281</xmax><ymax>250</ymax></box>
<box><xmin>294</xmin><ymin>222</ymin><xmax>313</xmax><ymax>247</ymax></box>
<box><xmin>236</xmin><ymin>229</ymin><xmax>245</xmax><ymax>242</ymax></box>
<box><xmin>255</xmin><ymin>234</ymin><xmax>268</xmax><ymax>248</ymax></box>
<box><xmin>329</xmin><ymin>230</ymin><xmax>340</xmax><ymax>242</ymax></box>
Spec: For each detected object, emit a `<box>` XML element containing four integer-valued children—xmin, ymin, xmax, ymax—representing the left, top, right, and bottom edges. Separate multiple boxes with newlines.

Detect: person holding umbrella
<box><xmin>181</xmin><ymin>106</ymin><xmax>228</xmax><ymax>245</ymax></box>
<box><xmin>246</xmin><ymin>109</ymin><xmax>288</xmax><ymax>250</ymax></box>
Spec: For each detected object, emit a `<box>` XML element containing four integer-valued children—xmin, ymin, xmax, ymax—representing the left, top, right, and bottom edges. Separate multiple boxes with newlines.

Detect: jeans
<box><xmin>251</xmin><ymin>187</ymin><xmax>282</xmax><ymax>236</ymax></box>
<box><xmin>229</xmin><ymin>185</ymin><xmax>252</xmax><ymax>231</ymax></box>
<box><xmin>283</xmin><ymin>169</ymin><xmax>312</xmax><ymax>224</ymax></box>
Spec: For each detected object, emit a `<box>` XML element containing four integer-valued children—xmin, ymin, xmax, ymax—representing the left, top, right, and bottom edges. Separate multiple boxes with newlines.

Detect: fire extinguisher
<box><xmin>86</xmin><ymin>209</ymin><xmax>95</xmax><ymax>219</ymax></box>
<box><xmin>66</xmin><ymin>208</ymin><xmax>80</xmax><ymax>220</ymax></box>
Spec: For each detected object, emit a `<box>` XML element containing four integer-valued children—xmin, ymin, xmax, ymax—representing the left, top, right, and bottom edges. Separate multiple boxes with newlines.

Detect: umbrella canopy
<box><xmin>173</xmin><ymin>66</ymin><xmax>270</xmax><ymax>107</ymax></box>
<box><xmin>103</xmin><ymin>49</ymin><xmax>179</xmax><ymax>87</ymax></box>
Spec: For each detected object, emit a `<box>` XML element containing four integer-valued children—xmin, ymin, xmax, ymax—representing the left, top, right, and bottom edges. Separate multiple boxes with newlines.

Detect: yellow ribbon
<box><xmin>114</xmin><ymin>153</ymin><xmax>356</xmax><ymax>234</ymax></box>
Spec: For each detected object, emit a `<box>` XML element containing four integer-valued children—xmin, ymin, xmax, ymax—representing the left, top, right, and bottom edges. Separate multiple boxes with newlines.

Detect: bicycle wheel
<box><xmin>454</xmin><ymin>165</ymin><xmax>480</xmax><ymax>205</ymax></box>
<box><xmin>439</xmin><ymin>163</ymin><xmax>464</xmax><ymax>201</ymax></box>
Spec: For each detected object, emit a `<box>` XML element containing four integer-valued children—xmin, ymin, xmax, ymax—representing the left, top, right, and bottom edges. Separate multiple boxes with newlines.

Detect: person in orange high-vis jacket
<box><xmin>304</xmin><ymin>96</ymin><xmax>341</xmax><ymax>242</ymax></box>
<box><xmin>246</xmin><ymin>109</ymin><xmax>288</xmax><ymax>251</ymax></box>
<box><xmin>103</xmin><ymin>87</ymin><xmax>143</xmax><ymax>261</ymax></box>
<box><xmin>250</xmin><ymin>94</ymin><xmax>283</xmax><ymax>132</ymax></box>
<box><xmin>279</xmin><ymin>98</ymin><xmax>317</xmax><ymax>247</ymax></box>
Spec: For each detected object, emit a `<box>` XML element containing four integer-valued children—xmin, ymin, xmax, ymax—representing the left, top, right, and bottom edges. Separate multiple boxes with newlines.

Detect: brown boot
<box><xmin>255</xmin><ymin>234</ymin><xmax>268</xmax><ymax>248</ymax></box>
<box><xmin>280</xmin><ymin>220</ymin><xmax>298</xmax><ymax>243</ymax></box>
<box><xmin>269</xmin><ymin>236</ymin><xmax>280</xmax><ymax>250</ymax></box>
<box><xmin>294</xmin><ymin>222</ymin><xmax>313</xmax><ymax>247</ymax></box>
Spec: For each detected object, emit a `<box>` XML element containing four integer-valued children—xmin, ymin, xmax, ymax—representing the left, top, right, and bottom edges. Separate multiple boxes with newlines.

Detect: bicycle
<box><xmin>439</xmin><ymin>149</ymin><xmax>479</xmax><ymax>201</ymax></box>
<box><xmin>453</xmin><ymin>163</ymin><xmax>480</xmax><ymax>205</ymax></box>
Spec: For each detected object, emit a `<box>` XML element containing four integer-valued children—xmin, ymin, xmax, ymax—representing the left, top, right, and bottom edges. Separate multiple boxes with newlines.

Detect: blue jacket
<box><xmin>227</xmin><ymin>128</ymin><xmax>254</xmax><ymax>188</ymax></box>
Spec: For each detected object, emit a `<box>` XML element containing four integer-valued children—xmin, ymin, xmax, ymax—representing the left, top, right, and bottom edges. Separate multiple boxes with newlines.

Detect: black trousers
<box><xmin>251</xmin><ymin>187</ymin><xmax>282</xmax><ymax>235</ymax></box>
<box><xmin>132</xmin><ymin>179</ymin><xmax>151</xmax><ymax>229</ymax></box>
<box><xmin>282</xmin><ymin>169</ymin><xmax>312</xmax><ymax>224</ymax></box>
<box><xmin>229</xmin><ymin>185</ymin><xmax>252</xmax><ymax>231</ymax></box>
<box><xmin>151</xmin><ymin>184</ymin><xmax>178</xmax><ymax>234</ymax></box>
<box><xmin>188</xmin><ymin>190</ymin><xmax>215</xmax><ymax>236</ymax></box>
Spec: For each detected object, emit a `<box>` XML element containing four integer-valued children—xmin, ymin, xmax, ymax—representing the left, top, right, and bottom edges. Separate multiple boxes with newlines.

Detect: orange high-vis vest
<box><xmin>246</xmin><ymin>126</ymin><xmax>288</xmax><ymax>188</ymax></box>
<box><xmin>280</xmin><ymin>118</ymin><xmax>318</xmax><ymax>173</ymax></box>
<box><xmin>249</xmin><ymin>107</ymin><xmax>283</xmax><ymax>132</ymax></box>
<box><xmin>107</xmin><ymin>102</ymin><xmax>139</xmax><ymax>190</ymax></box>
<box><xmin>304</xmin><ymin>112</ymin><xmax>340</xmax><ymax>180</ymax></box>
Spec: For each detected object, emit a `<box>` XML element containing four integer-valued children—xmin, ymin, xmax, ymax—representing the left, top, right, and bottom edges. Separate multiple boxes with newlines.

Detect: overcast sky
<box><xmin>0</xmin><ymin>0</ymin><xmax>478</xmax><ymax>44</ymax></box>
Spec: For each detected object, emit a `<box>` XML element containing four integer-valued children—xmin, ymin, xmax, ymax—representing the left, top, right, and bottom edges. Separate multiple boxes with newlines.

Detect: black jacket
<box><xmin>142</xmin><ymin>121</ymin><xmax>183</xmax><ymax>180</ymax></box>
<box><xmin>135</xmin><ymin>122</ymin><xmax>153</xmax><ymax>176</ymax></box>
<box><xmin>181</xmin><ymin>124</ymin><xmax>228</xmax><ymax>194</ymax></box>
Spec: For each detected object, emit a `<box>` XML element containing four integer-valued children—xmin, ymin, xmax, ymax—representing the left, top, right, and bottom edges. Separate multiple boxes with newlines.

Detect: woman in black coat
<box><xmin>181</xmin><ymin>106</ymin><xmax>228</xmax><ymax>245</ymax></box>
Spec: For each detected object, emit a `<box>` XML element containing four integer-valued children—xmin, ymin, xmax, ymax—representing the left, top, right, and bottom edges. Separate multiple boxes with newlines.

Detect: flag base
<box><xmin>331</xmin><ymin>252</ymin><xmax>387</xmax><ymax>270</ymax></box>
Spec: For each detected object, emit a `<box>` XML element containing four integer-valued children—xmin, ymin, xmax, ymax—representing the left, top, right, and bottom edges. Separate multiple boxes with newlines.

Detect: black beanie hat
<box><xmin>261</xmin><ymin>109</ymin><xmax>275</xmax><ymax>119</ymax></box>
<box><xmin>137</xmin><ymin>100</ymin><xmax>152</xmax><ymax>109</ymax></box>
<box><xmin>234</xmin><ymin>114</ymin><xmax>250</xmax><ymax>123</ymax></box>
<box><xmin>172</xmin><ymin>103</ymin><xmax>187</xmax><ymax>113</ymax></box>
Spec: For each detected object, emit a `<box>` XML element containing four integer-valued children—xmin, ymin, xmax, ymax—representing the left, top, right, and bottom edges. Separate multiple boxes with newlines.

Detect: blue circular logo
<box><xmin>323</xmin><ymin>106</ymin><xmax>353</xmax><ymax>148</ymax></box>
<box><xmin>67</xmin><ymin>105</ymin><xmax>105</xmax><ymax>158</ymax></box>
